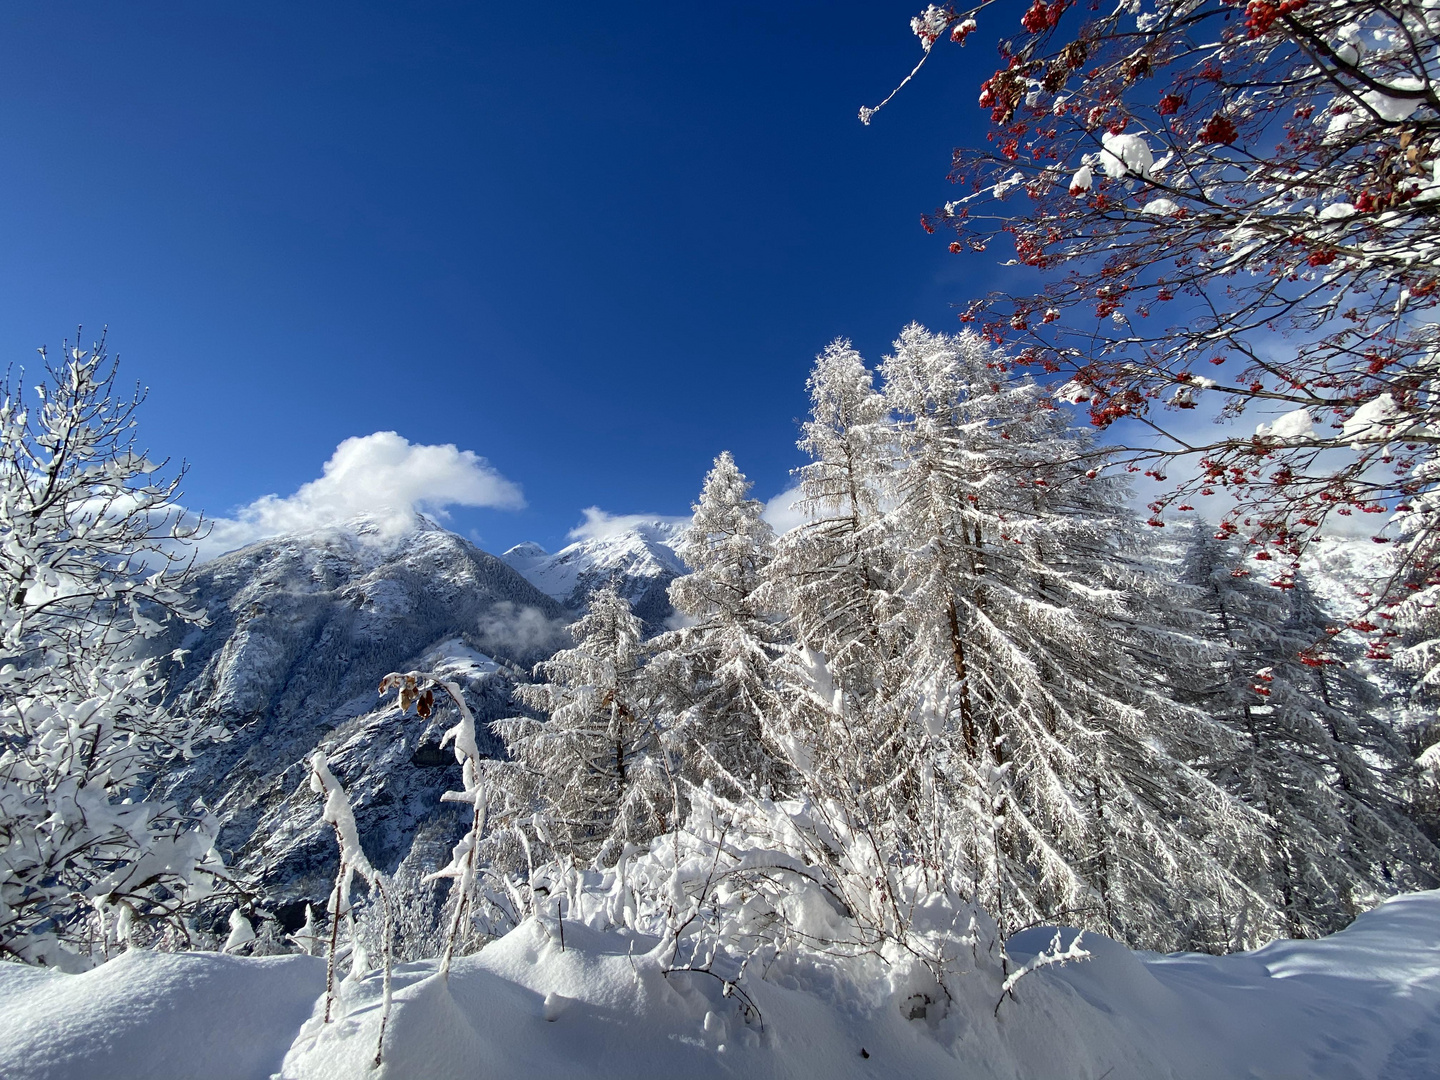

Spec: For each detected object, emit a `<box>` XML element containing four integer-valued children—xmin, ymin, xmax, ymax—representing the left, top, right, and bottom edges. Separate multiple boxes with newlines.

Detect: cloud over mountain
<box><xmin>567</xmin><ymin>507</ymin><xmax>689</xmax><ymax>543</ymax></box>
<box><xmin>202</xmin><ymin>431</ymin><xmax>524</xmax><ymax>557</ymax></box>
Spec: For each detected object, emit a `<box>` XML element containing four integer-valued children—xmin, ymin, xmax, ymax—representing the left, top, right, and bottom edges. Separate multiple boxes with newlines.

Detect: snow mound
<box><xmin>1256</xmin><ymin>407</ymin><xmax>1315</xmax><ymax>441</ymax></box>
<box><xmin>5</xmin><ymin>892</ymin><xmax>1438</xmax><ymax>1080</ymax></box>
<box><xmin>277</xmin><ymin>892</ymin><xmax>1440</xmax><ymax>1079</ymax></box>
<box><xmin>0</xmin><ymin>949</ymin><xmax>325</xmax><ymax>1080</ymax></box>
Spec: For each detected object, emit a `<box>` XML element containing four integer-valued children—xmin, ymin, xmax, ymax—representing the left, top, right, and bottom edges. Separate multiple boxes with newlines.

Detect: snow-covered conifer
<box><xmin>1180</xmin><ymin>528</ymin><xmax>1439</xmax><ymax>936</ymax></box>
<box><xmin>764</xmin><ymin>341</ymin><xmax>922</xmax><ymax>928</ymax></box>
<box><xmin>499</xmin><ymin>584</ymin><xmax>668</xmax><ymax>864</ymax></box>
<box><xmin>877</xmin><ymin>323</ymin><xmax>1272</xmax><ymax>951</ymax></box>
<box><xmin>0</xmin><ymin>339</ymin><xmax>226</xmax><ymax>968</ymax></box>
<box><xmin>648</xmin><ymin>452</ymin><xmax>785</xmax><ymax>797</ymax></box>
<box><xmin>773</xmin><ymin>338</ymin><xmax>897</xmax><ymax>675</ymax></box>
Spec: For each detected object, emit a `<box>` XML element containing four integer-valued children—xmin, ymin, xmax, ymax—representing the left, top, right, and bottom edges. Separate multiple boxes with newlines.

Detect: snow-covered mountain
<box><xmin>152</xmin><ymin>516</ymin><xmax>570</xmax><ymax>924</ymax></box>
<box><xmin>1302</xmin><ymin>533</ymin><xmax>1399</xmax><ymax>622</ymax></box>
<box><xmin>502</xmin><ymin>518</ymin><xmax>689</xmax><ymax>632</ymax></box>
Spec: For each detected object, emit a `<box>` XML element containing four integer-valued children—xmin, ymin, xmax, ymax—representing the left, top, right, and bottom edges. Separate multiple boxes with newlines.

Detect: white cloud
<box><xmin>567</xmin><ymin>507</ymin><xmax>690</xmax><ymax>543</ymax></box>
<box><xmin>202</xmin><ymin>431</ymin><xmax>523</xmax><ymax>556</ymax></box>
<box><xmin>762</xmin><ymin>485</ymin><xmax>809</xmax><ymax>535</ymax></box>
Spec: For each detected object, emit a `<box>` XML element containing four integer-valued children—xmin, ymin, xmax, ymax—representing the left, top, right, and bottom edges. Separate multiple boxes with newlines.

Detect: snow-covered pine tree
<box><xmin>877</xmin><ymin>323</ymin><xmax>1273</xmax><ymax>952</ymax></box>
<box><xmin>0</xmin><ymin>339</ymin><xmax>227</xmax><ymax>968</ymax></box>
<box><xmin>772</xmin><ymin>339</ymin><xmax>897</xmax><ymax>677</ymax></box>
<box><xmin>763</xmin><ymin>340</ymin><xmax>926</xmax><ymax>934</ymax></box>
<box><xmin>647</xmin><ymin>452</ymin><xmax>786</xmax><ymax>798</ymax></box>
<box><xmin>498</xmin><ymin>584</ymin><xmax>669</xmax><ymax>865</ymax></box>
<box><xmin>1179</xmin><ymin>527</ymin><xmax>1439</xmax><ymax>936</ymax></box>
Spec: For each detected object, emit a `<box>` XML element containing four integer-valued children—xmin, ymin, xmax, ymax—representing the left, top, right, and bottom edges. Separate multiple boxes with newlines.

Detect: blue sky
<box><xmin>0</xmin><ymin>1</ymin><xmax>1020</xmax><ymax>554</ymax></box>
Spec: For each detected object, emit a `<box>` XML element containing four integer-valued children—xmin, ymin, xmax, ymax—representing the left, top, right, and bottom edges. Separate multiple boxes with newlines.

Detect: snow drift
<box><xmin>3</xmin><ymin>890</ymin><xmax>1437</xmax><ymax>1080</ymax></box>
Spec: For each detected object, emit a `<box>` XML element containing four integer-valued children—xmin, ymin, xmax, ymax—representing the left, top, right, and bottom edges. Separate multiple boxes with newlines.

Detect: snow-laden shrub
<box><xmin>0</xmin><ymin>338</ymin><xmax>228</xmax><ymax>969</ymax></box>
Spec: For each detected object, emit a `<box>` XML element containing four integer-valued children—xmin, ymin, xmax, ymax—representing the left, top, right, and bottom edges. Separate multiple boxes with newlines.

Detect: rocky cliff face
<box><xmin>152</xmin><ymin>516</ymin><xmax>569</xmax><ymax>924</ymax></box>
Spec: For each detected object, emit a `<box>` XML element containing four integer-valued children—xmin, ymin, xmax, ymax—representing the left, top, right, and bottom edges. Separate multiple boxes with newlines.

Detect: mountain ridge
<box><xmin>151</xmin><ymin>515</ymin><xmax>569</xmax><ymax>920</ymax></box>
<box><xmin>501</xmin><ymin>518</ymin><xmax>689</xmax><ymax>633</ymax></box>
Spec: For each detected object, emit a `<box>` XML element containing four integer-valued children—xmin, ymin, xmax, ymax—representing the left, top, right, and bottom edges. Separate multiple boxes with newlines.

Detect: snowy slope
<box><xmin>0</xmin><ymin>950</ymin><xmax>325</xmax><ymax>1080</ymax></box>
<box><xmin>1302</xmin><ymin>534</ymin><xmax>1399</xmax><ymax>623</ymax></box>
<box><xmin>4</xmin><ymin>891</ymin><xmax>1438</xmax><ymax>1080</ymax></box>
<box><xmin>502</xmin><ymin>519</ymin><xmax>689</xmax><ymax>632</ymax></box>
<box><xmin>150</xmin><ymin>515</ymin><xmax>569</xmax><ymax>921</ymax></box>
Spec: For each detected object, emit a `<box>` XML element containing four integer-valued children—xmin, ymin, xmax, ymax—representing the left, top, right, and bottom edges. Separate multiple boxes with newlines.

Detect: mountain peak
<box><xmin>501</xmin><ymin>522</ymin><xmax>689</xmax><ymax>632</ymax></box>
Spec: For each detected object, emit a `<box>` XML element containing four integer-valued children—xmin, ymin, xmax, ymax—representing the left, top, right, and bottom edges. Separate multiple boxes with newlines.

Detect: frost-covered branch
<box><xmin>0</xmin><ymin>334</ymin><xmax>225</xmax><ymax>969</ymax></box>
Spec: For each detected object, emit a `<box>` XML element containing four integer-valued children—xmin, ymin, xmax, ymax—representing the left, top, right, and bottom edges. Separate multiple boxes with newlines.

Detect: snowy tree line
<box><xmin>2</xmin><ymin>326</ymin><xmax>1437</xmax><ymax>1001</ymax></box>
<box><xmin>477</xmin><ymin>324</ymin><xmax>1438</xmax><ymax>969</ymax></box>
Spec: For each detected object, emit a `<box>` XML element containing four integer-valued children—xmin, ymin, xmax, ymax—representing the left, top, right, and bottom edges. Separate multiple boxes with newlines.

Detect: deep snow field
<box><xmin>2</xmin><ymin>890</ymin><xmax>1438</xmax><ymax>1080</ymax></box>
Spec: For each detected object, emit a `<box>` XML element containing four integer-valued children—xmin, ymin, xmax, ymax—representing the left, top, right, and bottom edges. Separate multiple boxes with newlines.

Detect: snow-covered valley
<box><xmin>5</xmin><ymin>511</ymin><xmax>1435</xmax><ymax>1079</ymax></box>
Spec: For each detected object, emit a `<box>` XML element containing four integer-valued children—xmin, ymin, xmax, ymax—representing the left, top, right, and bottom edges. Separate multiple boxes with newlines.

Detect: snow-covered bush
<box><xmin>380</xmin><ymin>669</ymin><xmax>534</xmax><ymax>962</ymax></box>
<box><xmin>0</xmin><ymin>337</ymin><xmax>227</xmax><ymax>968</ymax></box>
<box><xmin>305</xmin><ymin>751</ymin><xmax>394</xmax><ymax>1064</ymax></box>
<box><xmin>535</xmin><ymin>786</ymin><xmax>1003</xmax><ymax>989</ymax></box>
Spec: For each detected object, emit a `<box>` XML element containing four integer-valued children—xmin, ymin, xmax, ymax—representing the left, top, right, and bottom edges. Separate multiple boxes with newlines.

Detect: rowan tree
<box><xmin>867</xmin><ymin>0</ymin><xmax>1440</xmax><ymax>661</ymax></box>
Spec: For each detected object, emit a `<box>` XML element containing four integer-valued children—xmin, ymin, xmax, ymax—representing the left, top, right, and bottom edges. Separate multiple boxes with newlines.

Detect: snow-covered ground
<box><xmin>4</xmin><ymin>890</ymin><xmax>1438</xmax><ymax>1080</ymax></box>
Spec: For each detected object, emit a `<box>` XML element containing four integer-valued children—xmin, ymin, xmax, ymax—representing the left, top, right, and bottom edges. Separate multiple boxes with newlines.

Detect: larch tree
<box><xmin>647</xmin><ymin>452</ymin><xmax>786</xmax><ymax>799</ymax></box>
<box><xmin>876</xmin><ymin>323</ymin><xmax>1275</xmax><ymax>951</ymax></box>
<box><xmin>767</xmin><ymin>339</ymin><xmax>903</xmax><ymax>781</ymax></box>
<box><xmin>499</xmin><ymin>584</ymin><xmax>669</xmax><ymax>865</ymax></box>
<box><xmin>764</xmin><ymin>340</ymin><xmax>922</xmax><ymax>938</ymax></box>
<box><xmin>0</xmin><ymin>338</ymin><xmax>227</xmax><ymax>968</ymax></box>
